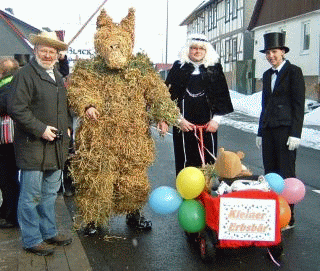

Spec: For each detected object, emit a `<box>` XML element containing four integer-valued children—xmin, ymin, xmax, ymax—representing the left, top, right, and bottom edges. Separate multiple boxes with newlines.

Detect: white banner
<box><xmin>219</xmin><ymin>197</ymin><xmax>276</xmax><ymax>241</ymax></box>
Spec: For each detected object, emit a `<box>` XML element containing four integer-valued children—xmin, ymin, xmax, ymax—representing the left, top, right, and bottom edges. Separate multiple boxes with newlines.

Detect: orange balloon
<box><xmin>278</xmin><ymin>196</ymin><xmax>291</xmax><ymax>229</ymax></box>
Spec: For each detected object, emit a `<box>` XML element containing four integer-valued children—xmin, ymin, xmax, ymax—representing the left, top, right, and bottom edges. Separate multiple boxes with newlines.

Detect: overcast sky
<box><xmin>1</xmin><ymin>0</ymin><xmax>205</xmax><ymax>63</ymax></box>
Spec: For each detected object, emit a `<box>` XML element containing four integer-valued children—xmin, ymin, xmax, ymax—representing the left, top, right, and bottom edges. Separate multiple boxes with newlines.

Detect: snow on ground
<box><xmin>222</xmin><ymin>91</ymin><xmax>320</xmax><ymax>150</ymax></box>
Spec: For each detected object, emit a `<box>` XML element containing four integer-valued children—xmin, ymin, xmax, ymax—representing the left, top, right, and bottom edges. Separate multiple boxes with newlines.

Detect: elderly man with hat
<box><xmin>256</xmin><ymin>32</ymin><xmax>305</xmax><ymax>230</ymax></box>
<box><xmin>8</xmin><ymin>31</ymin><xmax>73</xmax><ymax>256</ymax></box>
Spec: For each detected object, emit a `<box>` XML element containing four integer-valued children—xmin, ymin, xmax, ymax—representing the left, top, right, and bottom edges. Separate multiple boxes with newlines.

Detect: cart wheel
<box><xmin>199</xmin><ymin>229</ymin><xmax>217</xmax><ymax>262</ymax></box>
<box><xmin>268</xmin><ymin>242</ymin><xmax>284</xmax><ymax>260</ymax></box>
<box><xmin>185</xmin><ymin>231</ymin><xmax>199</xmax><ymax>246</ymax></box>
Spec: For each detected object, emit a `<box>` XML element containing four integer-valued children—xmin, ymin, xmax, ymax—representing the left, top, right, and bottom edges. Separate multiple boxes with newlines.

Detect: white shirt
<box><xmin>46</xmin><ymin>69</ymin><xmax>55</xmax><ymax>81</ymax></box>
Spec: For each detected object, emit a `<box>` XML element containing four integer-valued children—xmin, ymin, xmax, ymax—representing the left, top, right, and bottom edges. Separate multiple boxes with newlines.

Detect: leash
<box><xmin>193</xmin><ymin>125</ymin><xmax>216</xmax><ymax>167</ymax></box>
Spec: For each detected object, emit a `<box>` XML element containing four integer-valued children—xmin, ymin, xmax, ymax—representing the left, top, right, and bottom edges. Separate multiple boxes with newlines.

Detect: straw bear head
<box><xmin>94</xmin><ymin>8</ymin><xmax>135</xmax><ymax>69</ymax></box>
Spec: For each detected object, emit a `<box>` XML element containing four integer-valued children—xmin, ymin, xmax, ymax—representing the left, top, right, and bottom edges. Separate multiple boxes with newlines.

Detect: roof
<box><xmin>0</xmin><ymin>9</ymin><xmax>40</xmax><ymax>55</ymax></box>
<box><xmin>180</xmin><ymin>0</ymin><xmax>212</xmax><ymax>26</ymax></box>
<box><xmin>248</xmin><ymin>0</ymin><xmax>320</xmax><ymax>31</ymax></box>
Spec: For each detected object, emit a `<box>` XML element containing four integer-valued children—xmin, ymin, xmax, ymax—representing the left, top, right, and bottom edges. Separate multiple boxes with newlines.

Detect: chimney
<box><xmin>5</xmin><ymin>8</ymin><xmax>14</xmax><ymax>15</ymax></box>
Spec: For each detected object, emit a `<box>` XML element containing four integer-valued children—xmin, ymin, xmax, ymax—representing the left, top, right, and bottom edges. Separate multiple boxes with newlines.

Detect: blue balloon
<box><xmin>265</xmin><ymin>173</ymin><xmax>285</xmax><ymax>194</ymax></box>
<box><xmin>149</xmin><ymin>186</ymin><xmax>183</xmax><ymax>214</ymax></box>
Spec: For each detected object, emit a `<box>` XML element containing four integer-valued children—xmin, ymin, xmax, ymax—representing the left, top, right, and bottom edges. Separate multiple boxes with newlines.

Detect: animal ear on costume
<box><xmin>120</xmin><ymin>8</ymin><xmax>135</xmax><ymax>45</ymax></box>
<box><xmin>236</xmin><ymin>151</ymin><xmax>245</xmax><ymax>160</ymax></box>
<box><xmin>96</xmin><ymin>8</ymin><xmax>113</xmax><ymax>30</ymax></box>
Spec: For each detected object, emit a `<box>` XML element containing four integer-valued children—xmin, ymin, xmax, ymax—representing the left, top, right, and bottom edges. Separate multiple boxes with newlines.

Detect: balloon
<box><xmin>178</xmin><ymin>199</ymin><xmax>206</xmax><ymax>233</ymax></box>
<box><xmin>281</xmin><ymin>178</ymin><xmax>306</xmax><ymax>204</ymax></box>
<box><xmin>265</xmin><ymin>173</ymin><xmax>285</xmax><ymax>194</ymax></box>
<box><xmin>176</xmin><ymin>167</ymin><xmax>206</xmax><ymax>199</ymax></box>
<box><xmin>149</xmin><ymin>186</ymin><xmax>183</xmax><ymax>214</ymax></box>
<box><xmin>278</xmin><ymin>196</ymin><xmax>291</xmax><ymax>229</ymax></box>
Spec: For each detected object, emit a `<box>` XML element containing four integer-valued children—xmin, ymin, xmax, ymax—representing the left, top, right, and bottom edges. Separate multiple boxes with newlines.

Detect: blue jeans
<box><xmin>18</xmin><ymin>170</ymin><xmax>62</xmax><ymax>248</ymax></box>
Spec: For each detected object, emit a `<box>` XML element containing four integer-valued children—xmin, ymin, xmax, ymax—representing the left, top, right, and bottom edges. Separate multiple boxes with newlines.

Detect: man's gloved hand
<box><xmin>286</xmin><ymin>136</ymin><xmax>301</xmax><ymax>151</ymax></box>
<box><xmin>256</xmin><ymin>136</ymin><xmax>262</xmax><ymax>149</ymax></box>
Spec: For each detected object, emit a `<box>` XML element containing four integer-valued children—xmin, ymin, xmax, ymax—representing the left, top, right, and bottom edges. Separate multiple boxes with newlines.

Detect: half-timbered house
<box><xmin>180</xmin><ymin>0</ymin><xmax>257</xmax><ymax>94</ymax></box>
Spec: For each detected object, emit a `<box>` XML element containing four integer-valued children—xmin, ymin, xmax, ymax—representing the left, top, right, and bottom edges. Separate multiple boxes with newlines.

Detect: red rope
<box><xmin>194</xmin><ymin>125</ymin><xmax>207</xmax><ymax>168</ymax></box>
<box><xmin>193</xmin><ymin>124</ymin><xmax>217</xmax><ymax>167</ymax></box>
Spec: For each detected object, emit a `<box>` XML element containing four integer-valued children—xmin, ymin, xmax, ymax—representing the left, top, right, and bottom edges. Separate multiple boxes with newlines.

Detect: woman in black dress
<box><xmin>165</xmin><ymin>34</ymin><xmax>233</xmax><ymax>175</ymax></box>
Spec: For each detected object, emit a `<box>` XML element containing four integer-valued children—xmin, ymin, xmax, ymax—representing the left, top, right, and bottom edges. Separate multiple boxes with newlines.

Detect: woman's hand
<box><xmin>179</xmin><ymin>118</ymin><xmax>195</xmax><ymax>132</ymax></box>
<box><xmin>206</xmin><ymin>119</ymin><xmax>219</xmax><ymax>133</ymax></box>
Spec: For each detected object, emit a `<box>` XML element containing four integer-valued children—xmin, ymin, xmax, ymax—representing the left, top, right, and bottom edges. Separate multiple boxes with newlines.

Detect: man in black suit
<box><xmin>256</xmin><ymin>32</ymin><xmax>305</xmax><ymax>230</ymax></box>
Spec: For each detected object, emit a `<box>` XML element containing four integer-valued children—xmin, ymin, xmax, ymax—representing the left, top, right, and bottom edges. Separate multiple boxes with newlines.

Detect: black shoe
<box><xmin>84</xmin><ymin>221</ymin><xmax>97</xmax><ymax>236</ymax></box>
<box><xmin>0</xmin><ymin>219</ymin><xmax>16</xmax><ymax>229</ymax></box>
<box><xmin>126</xmin><ymin>211</ymin><xmax>152</xmax><ymax>231</ymax></box>
<box><xmin>24</xmin><ymin>242</ymin><xmax>55</xmax><ymax>256</ymax></box>
<box><xmin>45</xmin><ymin>234</ymin><xmax>72</xmax><ymax>246</ymax></box>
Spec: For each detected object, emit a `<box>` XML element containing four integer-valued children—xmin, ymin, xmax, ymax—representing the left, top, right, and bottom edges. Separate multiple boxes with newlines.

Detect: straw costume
<box><xmin>68</xmin><ymin>8</ymin><xmax>179</xmax><ymax>230</ymax></box>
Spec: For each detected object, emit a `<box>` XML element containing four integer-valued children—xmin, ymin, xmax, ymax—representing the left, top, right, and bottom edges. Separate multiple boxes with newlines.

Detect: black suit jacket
<box><xmin>257</xmin><ymin>60</ymin><xmax>305</xmax><ymax>138</ymax></box>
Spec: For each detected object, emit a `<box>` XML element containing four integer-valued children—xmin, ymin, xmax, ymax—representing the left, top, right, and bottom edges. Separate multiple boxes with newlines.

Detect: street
<box><xmin>65</xmin><ymin>123</ymin><xmax>320</xmax><ymax>271</ymax></box>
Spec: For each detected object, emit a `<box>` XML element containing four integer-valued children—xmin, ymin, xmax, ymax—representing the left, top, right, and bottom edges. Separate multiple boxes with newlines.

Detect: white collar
<box><xmin>273</xmin><ymin>60</ymin><xmax>286</xmax><ymax>73</ymax></box>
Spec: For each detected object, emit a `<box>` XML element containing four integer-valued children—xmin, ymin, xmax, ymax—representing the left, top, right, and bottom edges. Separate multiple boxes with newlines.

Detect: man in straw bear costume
<box><xmin>68</xmin><ymin>8</ymin><xmax>179</xmax><ymax>233</ymax></box>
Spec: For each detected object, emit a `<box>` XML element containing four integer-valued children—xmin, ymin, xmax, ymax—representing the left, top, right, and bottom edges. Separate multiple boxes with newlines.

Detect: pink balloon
<box><xmin>281</xmin><ymin>178</ymin><xmax>306</xmax><ymax>204</ymax></box>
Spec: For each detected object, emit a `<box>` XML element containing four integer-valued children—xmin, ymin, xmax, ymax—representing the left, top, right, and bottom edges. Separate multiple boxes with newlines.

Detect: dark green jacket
<box><xmin>8</xmin><ymin>58</ymin><xmax>71</xmax><ymax>170</ymax></box>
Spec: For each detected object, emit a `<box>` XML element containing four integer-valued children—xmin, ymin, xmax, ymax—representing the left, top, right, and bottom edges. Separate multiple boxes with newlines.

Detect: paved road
<box><xmin>65</xmin><ymin>122</ymin><xmax>320</xmax><ymax>271</ymax></box>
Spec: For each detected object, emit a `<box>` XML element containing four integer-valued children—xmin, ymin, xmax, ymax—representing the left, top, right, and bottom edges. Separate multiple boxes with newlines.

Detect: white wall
<box><xmin>253</xmin><ymin>11</ymin><xmax>320</xmax><ymax>79</ymax></box>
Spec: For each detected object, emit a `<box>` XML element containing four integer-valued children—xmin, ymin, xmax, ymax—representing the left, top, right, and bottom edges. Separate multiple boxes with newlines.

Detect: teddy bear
<box><xmin>67</xmin><ymin>8</ymin><xmax>179</xmax><ymax>231</ymax></box>
<box><xmin>213</xmin><ymin>147</ymin><xmax>252</xmax><ymax>179</ymax></box>
<box><xmin>202</xmin><ymin>147</ymin><xmax>252</xmax><ymax>192</ymax></box>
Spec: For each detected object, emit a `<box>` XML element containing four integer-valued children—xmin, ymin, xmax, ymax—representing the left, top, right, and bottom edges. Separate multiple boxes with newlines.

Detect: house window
<box><xmin>232</xmin><ymin>0</ymin><xmax>237</xmax><ymax>19</ymax></box>
<box><xmin>225</xmin><ymin>0</ymin><xmax>230</xmax><ymax>22</ymax></box>
<box><xmin>198</xmin><ymin>16</ymin><xmax>205</xmax><ymax>34</ymax></box>
<box><xmin>208</xmin><ymin>5</ymin><xmax>217</xmax><ymax>31</ymax></box>
<box><xmin>302</xmin><ymin>22</ymin><xmax>310</xmax><ymax>51</ymax></box>
<box><xmin>225</xmin><ymin>40</ymin><xmax>231</xmax><ymax>63</ymax></box>
<box><xmin>232</xmin><ymin>38</ymin><xmax>237</xmax><ymax>61</ymax></box>
<box><xmin>193</xmin><ymin>19</ymin><xmax>199</xmax><ymax>33</ymax></box>
<box><xmin>208</xmin><ymin>6</ymin><xmax>213</xmax><ymax>31</ymax></box>
<box><xmin>213</xmin><ymin>6</ymin><xmax>217</xmax><ymax>28</ymax></box>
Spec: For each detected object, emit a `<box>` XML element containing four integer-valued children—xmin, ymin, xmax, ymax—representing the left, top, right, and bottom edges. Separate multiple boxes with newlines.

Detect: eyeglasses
<box><xmin>190</xmin><ymin>46</ymin><xmax>206</xmax><ymax>51</ymax></box>
<box><xmin>37</xmin><ymin>49</ymin><xmax>58</xmax><ymax>57</ymax></box>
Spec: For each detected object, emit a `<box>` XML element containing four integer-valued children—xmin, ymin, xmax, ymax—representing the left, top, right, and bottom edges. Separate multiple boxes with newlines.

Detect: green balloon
<box><xmin>178</xmin><ymin>199</ymin><xmax>206</xmax><ymax>233</ymax></box>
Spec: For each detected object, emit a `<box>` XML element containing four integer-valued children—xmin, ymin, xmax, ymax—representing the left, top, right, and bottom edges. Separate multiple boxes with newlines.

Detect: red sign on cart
<box><xmin>219</xmin><ymin>197</ymin><xmax>276</xmax><ymax>241</ymax></box>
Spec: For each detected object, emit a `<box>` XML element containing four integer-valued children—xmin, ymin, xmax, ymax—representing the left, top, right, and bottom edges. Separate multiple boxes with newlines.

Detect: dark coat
<box><xmin>258</xmin><ymin>60</ymin><xmax>305</xmax><ymax>138</ymax></box>
<box><xmin>57</xmin><ymin>55</ymin><xmax>70</xmax><ymax>78</ymax></box>
<box><xmin>0</xmin><ymin>77</ymin><xmax>12</xmax><ymax>116</ymax></box>
<box><xmin>165</xmin><ymin>61</ymin><xmax>233</xmax><ymax>116</ymax></box>
<box><xmin>8</xmin><ymin>58</ymin><xmax>71</xmax><ymax>170</ymax></box>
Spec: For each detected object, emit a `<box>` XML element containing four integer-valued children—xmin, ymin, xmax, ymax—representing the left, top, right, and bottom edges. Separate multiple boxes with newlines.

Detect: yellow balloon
<box><xmin>176</xmin><ymin>167</ymin><xmax>206</xmax><ymax>199</ymax></box>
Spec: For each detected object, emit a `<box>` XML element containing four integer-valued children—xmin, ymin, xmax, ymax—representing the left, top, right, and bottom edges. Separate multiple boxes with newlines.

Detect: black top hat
<box><xmin>260</xmin><ymin>32</ymin><xmax>289</xmax><ymax>53</ymax></box>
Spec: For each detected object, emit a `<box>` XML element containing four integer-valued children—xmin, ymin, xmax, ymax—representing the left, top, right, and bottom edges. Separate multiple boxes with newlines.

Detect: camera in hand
<box><xmin>53</xmin><ymin>129</ymin><xmax>63</xmax><ymax>141</ymax></box>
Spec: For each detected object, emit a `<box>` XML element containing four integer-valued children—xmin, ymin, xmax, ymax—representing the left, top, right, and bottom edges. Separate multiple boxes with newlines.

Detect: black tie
<box><xmin>271</xmin><ymin>69</ymin><xmax>278</xmax><ymax>75</ymax></box>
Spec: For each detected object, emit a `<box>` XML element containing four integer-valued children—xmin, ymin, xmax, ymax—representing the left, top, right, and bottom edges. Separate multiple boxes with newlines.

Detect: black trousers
<box><xmin>262</xmin><ymin>126</ymin><xmax>296</xmax><ymax>225</ymax></box>
<box><xmin>173</xmin><ymin>126</ymin><xmax>217</xmax><ymax>176</ymax></box>
<box><xmin>0</xmin><ymin>144</ymin><xmax>19</xmax><ymax>224</ymax></box>
<box><xmin>262</xmin><ymin>126</ymin><xmax>296</xmax><ymax>179</ymax></box>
